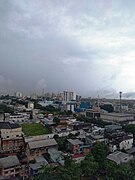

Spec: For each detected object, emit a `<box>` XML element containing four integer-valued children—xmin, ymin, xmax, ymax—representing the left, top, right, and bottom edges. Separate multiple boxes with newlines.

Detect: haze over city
<box><xmin>0</xmin><ymin>0</ymin><xmax>135</xmax><ymax>98</ymax></box>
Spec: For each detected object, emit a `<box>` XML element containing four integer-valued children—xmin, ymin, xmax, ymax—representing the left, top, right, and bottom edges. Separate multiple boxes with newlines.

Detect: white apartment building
<box><xmin>5</xmin><ymin>113</ymin><xmax>29</xmax><ymax>123</ymax></box>
<box><xmin>63</xmin><ymin>91</ymin><xmax>76</xmax><ymax>101</ymax></box>
<box><xmin>28</xmin><ymin>101</ymin><xmax>34</xmax><ymax>109</ymax></box>
<box><xmin>14</xmin><ymin>92</ymin><xmax>23</xmax><ymax>98</ymax></box>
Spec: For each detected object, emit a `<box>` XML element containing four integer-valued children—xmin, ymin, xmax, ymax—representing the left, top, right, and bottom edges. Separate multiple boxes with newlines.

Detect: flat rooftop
<box><xmin>101</xmin><ymin>112</ymin><xmax>134</xmax><ymax>117</ymax></box>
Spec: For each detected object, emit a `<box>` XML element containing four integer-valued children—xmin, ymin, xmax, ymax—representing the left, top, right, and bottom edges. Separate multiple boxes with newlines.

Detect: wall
<box><xmin>1</xmin><ymin>127</ymin><xmax>22</xmax><ymax>139</ymax></box>
<box><xmin>119</xmin><ymin>138</ymin><xmax>133</xmax><ymax>150</ymax></box>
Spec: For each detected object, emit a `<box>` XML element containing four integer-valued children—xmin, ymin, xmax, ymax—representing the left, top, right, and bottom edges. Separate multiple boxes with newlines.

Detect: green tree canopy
<box><xmin>92</xmin><ymin>142</ymin><xmax>107</xmax><ymax>169</ymax></box>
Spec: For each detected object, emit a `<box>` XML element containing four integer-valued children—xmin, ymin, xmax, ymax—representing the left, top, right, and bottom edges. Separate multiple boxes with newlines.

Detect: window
<box><xmin>6</xmin><ymin>136</ymin><xmax>9</xmax><ymax>138</ymax></box>
<box><xmin>11</xmin><ymin>170</ymin><xmax>14</xmax><ymax>173</ymax></box>
<box><xmin>4</xmin><ymin>171</ymin><xmax>8</xmax><ymax>174</ymax></box>
<box><xmin>16</xmin><ymin>168</ymin><xmax>19</xmax><ymax>172</ymax></box>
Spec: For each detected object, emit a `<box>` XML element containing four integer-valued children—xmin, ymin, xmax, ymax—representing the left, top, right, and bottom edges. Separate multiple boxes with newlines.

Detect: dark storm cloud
<box><xmin>1</xmin><ymin>0</ymin><xmax>135</xmax><ymax>97</ymax></box>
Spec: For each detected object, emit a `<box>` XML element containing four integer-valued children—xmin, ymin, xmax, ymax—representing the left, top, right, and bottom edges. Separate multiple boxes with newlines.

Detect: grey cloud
<box><xmin>123</xmin><ymin>92</ymin><xmax>135</xmax><ymax>98</ymax></box>
<box><xmin>0</xmin><ymin>0</ymin><xmax>135</xmax><ymax>96</ymax></box>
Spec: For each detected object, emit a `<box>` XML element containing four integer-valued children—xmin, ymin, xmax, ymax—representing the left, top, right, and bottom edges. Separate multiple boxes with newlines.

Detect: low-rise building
<box><xmin>26</xmin><ymin>138</ymin><xmax>58</xmax><ymax>161</ymax></box>
<box><xmin>67</xmin><ymin>139</ymin><xmax>84</xmax><ymax>154</ymax></box>
<box><xmin>107</xmin><ymin>151</ymin><xmax>133</xmax><ymax>164</ymax></box>
<box><xmin>85</xmin><ymin>109</ymin><xmax>100</xmax><ymax>119</ymax></box>
<box><xmin>0</xmin><ymin>156</ymin><xmax>20</xmax><ymax>179</ymax></box>
<box><xmin>0</xmin><ymin>122</ymin><xmax>24</xmax><ymax>153</ymax></box>
<box><xmin>48</xmin><ymin>148</ymin><xmax>64</xmax><ymax>165</ymax></box>
<box><xmin>29</xmin><ymin>155</ymin><xmax>48</xmax><ymax>176</ymax></box>
<box><xmin>116</xmin><ymin>135</ymin><xmax>133</xmax><ymax>150</ymax></box>
<box><xmin>5</xmin><ymin>113</ymin><xmax>29</xmax><ymax>123</ymax></box>
<box><xmin>101</xmin><ymin>112</ymin><xmax>134</xmax><ymax>123</ymax></box>
<box><xmin>108</xmin><ymin>135</ymin><xmax>133</xmax><ymax>152</ymax></box>
<box><xmin>73</xmin><ymin>154</ymin><xmax>85</xmax><ymax>163</ymax></box>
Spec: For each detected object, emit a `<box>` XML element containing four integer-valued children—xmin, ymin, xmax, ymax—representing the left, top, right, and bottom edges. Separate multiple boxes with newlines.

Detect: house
<box><xmin>0</xmin><ymin>122</ymin><xmax>24</xmax><ymax>153</ymax></box>
<box><xmin>41</xmin><ymin>118</ymin><xmax>55</xmax><ymax>126</ymax></box>
<box><xmin>48</xmin><ymin>148</ymin><xmax>64</xmax><ymax>165</ymax></box>
<box><xmin>105</xmin><ymin>125</ymin><xmax>123</xmax><ymax>134</ymax></box>
<box><xmin>109</xmin><ymin>142</ymin><xmax>117</xmax><ymax>153</ymax></box>
<box><xmin>0</xmin><ymin>156</ymin><xmax>20</xmax><ymax>179</ymax></box>
<box><xmin>67</xmin><ymin>139</ymin><xmax>84</xmax><ymax>154</ymax></box>
<box><xmin>26</xmin><ymin>138</ymin><xmax>58</xmax><ymax>161</ymax></box>
<box><xmin>116</xmin><ymin>135</ymin><xmax>133</xmax><ymax>150</ymax></box>
<box><xmin>29</xmin><ymin>155</ymin><xmax>48</xmax><ymax>176</ymax></box>
<box><xmin>85</xmin><ymin>127</ymin><xmax>106</xmax><ymax>145</ymax></box>
<box><xmin>107</xmin><ymin>151</ymin><xmax>133</xmax><ymax>164</ymax></box>
<box><xmin>109</xmin><ymin>135</ymin><xmax>133</xmax><ymax>152</ymax></box>
<box><xmin>73</xmin><ymin>154</ymin><xmax>85</xmax><ymax>163</ymax></box>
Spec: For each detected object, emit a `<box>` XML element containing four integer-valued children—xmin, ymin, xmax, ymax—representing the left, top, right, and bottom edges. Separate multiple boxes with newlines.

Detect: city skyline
<box><xmin>1</xmin><ymin>0</ymin><xmax>135</xmax><ymax>98</ymax></box>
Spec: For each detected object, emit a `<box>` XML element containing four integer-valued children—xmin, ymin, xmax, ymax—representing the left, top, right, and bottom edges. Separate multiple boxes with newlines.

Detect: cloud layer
<box><xmin>0</xmin><ymin>0</ymin><xmax>135</xmax><ymax>97</ymax></box>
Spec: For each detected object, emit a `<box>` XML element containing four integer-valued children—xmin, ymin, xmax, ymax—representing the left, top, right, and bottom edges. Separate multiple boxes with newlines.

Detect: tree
<box><xmin>63</xmin><ymin>156</ymin><xmax>81</xmax><ymax>180</ymax></box>
<box><xmin>35</xmin><ymin>165</ymin><xmax>55</xmax><ymax>180</ymax></box>
<box><xmin>36</xmin><ymin>156</ymin><xmax>81</xmax><ymax>180</ymax></box>
<box><xmin>55</xmin><ymin>137</ymin><xmax>67</xmax><ymax>151</ymax></box>
<box><xmin>80</xmin><ymin>153</ymin><xmax>98</xmax><ymax>177</ymax></box>
<box><xmin>92</xmin><ymin>142</ymin><xmax>107</xmax><ymax>169</ymax></box>
<box><xmin>53</xmin><ymin>117</ymin><xmax>60</xmax><ymax>125</ymax></box>
<box><xmin>0</xmin><ymin>104</ymin><xmax>14</xmax><ymax>113</ymax></box>
<box><xmin>106</xmin><ymin>161</ymin><xmax>135</xmax><ymax>180</ymax></box>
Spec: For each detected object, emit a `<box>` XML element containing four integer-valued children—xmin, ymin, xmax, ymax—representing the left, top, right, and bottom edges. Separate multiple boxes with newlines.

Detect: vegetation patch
<box><xmin>21</xmin><ymin>123</ymin><xmax>51</xmax><ymax>136</ymax></box>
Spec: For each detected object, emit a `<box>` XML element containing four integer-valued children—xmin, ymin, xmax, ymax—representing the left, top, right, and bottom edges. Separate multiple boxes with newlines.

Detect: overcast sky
<box><xmin>0</xmin><ymin>0</ymin><xmax>135</xmax><ymax>98</ymax></box>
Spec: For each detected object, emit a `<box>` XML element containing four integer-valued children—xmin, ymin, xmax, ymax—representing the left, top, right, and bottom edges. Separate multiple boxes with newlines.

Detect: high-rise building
<box><xmin>31</xmin><ymin>93</ymin><xmax>37</xmax><ymax>100</ymax></box>
<box><xmin>63</xmin><ymin>91</ymin><xmax>76</xmax><ymax>101</ymax></box>
<box><xmin>14</xmin><ymin>92</ymin><xmax>23</xmax><ymax>98</ymax></box>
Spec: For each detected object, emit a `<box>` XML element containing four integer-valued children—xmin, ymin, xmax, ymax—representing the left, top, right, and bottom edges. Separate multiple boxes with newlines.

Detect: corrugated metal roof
<box><xmin>28</xmin><ymin>138</ymin><xmax>57</xmax><ymax>149</ymax></box>
<box><xmin>67</xmin><ymin>139</ymin><xmax>84</xmax><ymax>145</ymax></box>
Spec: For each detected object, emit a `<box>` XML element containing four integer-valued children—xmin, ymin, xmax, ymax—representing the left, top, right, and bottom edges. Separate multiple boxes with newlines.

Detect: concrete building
<box><xmin>26</xmin><ymin>138</ymin><xmax>58</xmax><ymax>161</ymax></box>
<box><xmin>107</xmin><ymin>151</ymin><xmax>133</xmax><ymax>164</ymax></box>
<box><xmin>27</xmin><ymin>101</ymin><xmax>34</xmax><ymax>109</ymax></box>
<box><xmin>101</xmin><ymin>112</ymin><xmax>134</xmax><ymax>123</ymax></box>
<box><xmin>67</xmin><ymin>104</ymin><xmax>75</xmax><ymax>112</ymax></box>
<box><xmin>14</xmin><ymin>92</ymin><xmax>23</xmax><ymax>98</ymax></box>
<box><xmin>0</xmin><ymin>122</ymin><xmax>24</xmax><ymax>153</ymax></box>
<box><xmin>85</xmin><ymin>109</ymin><xmax>100</xmax><ymax>119</ymax></box>
<box><xmin>63</xmin><ymin>91</ymin><xmax>76</xmax><ymax>101</ymax></box>
<box><xmin>31</xmin><ymin>93</ymin><xmax>37</xmax><ymax>100</ymax></box>
<box><xmin>29</xmin><ymin>155</ymin><xmax>48</xmax><ymax>176</ymax></box>
<box><xmin>0</xmin><ymin>156</ymin><xmax>20</xmax><ymax>179</ymax></box>
<box><xmin>48</xmin><ymin>148</ymin><xmax>64</xmax><ymax>165</ymax></box>
<box><xmin>108</xmin><ymin>135</ymin><xmax>133</xmax><ymax>152</ymax></box>
<box><xmin>67</xmin><ymin>139</ymin><xmax>84</xmax><ymax>154</ymax></box>
<box><xmin>73</xmin><ymin>154</ymin><xmax>85</xmax><ymax>163</ymax></box>
<box><xmin>5</xmin><ymin>113</ymin><xmax>29</xmax><ymax>123</ymax></box>
<box><xmin>117</xmin><ymin>135</ymin><xmax>133</xmax><ymax>150</ymax></box>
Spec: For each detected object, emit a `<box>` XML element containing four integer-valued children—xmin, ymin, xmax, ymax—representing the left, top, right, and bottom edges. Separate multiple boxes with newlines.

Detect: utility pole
<box><xmin>119</xmin><ymin>91</ymin><xmax>122</xmax><ymax>113</ymax></box>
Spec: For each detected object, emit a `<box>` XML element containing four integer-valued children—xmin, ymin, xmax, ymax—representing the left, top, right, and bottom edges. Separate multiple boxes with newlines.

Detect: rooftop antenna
<box><xmin>119</xmin><ymin>91</ymin><xmax>122</xmax><ymax>113</ymax></box>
